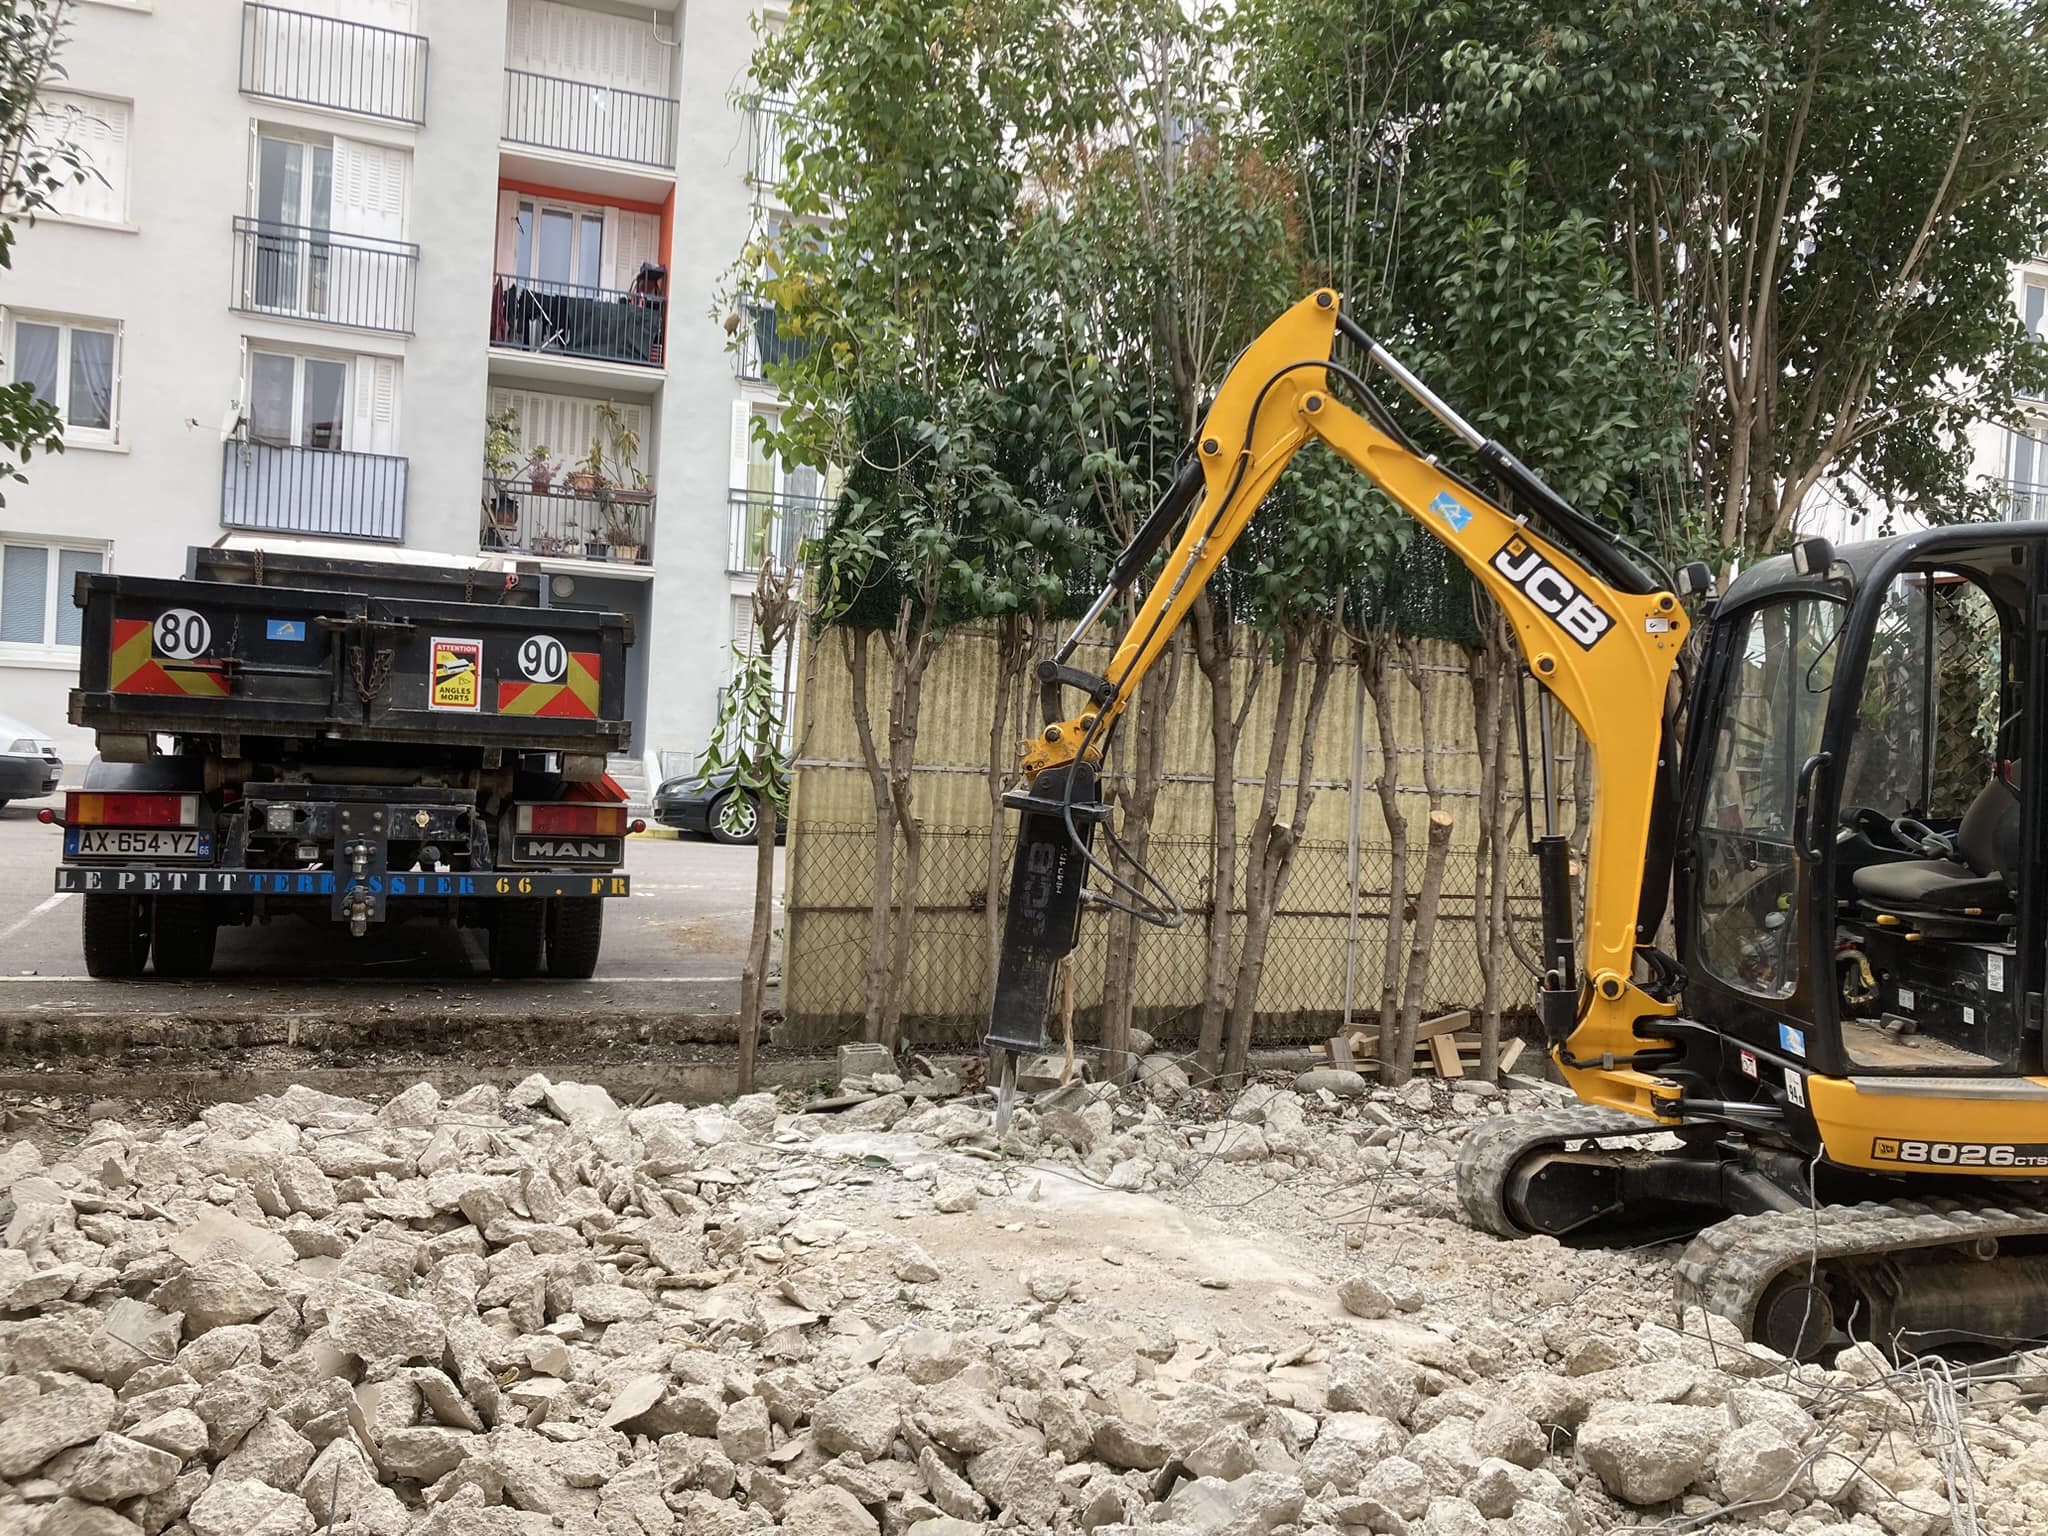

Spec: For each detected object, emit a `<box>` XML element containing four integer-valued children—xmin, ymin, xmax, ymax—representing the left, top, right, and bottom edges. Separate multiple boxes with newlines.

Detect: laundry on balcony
<box><xmin>489</xmin><ymin>274</ymin><xmax>666</xmax><ymax>368</ymax></box>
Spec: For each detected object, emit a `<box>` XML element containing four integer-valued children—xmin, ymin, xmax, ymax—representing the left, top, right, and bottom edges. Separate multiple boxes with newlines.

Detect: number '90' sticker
<box><xmin>519</xmin><ymin>635</ymin><xmax>567</xmax><ymax>683</ymax></box>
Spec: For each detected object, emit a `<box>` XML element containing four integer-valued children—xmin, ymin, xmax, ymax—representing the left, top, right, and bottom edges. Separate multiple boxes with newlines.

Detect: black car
<box><xmin>0</xmin><ymin>713</ymin><xmax>62</xmax><ymax>806</ymax></box>
<box><xmin>653</xmin><ymin>768</ymin><xmax>784</xmax><ymax>845</ymax></box>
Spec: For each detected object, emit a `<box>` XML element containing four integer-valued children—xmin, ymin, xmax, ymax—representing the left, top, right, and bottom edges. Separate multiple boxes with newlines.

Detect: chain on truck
<box><xmin>41</xmin><ymin>548</ymin><xmax>640</xmax><ymax>980</ymax></box>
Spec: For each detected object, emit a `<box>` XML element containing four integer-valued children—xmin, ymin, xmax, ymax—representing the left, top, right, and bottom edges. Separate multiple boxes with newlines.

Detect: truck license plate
<box><xmin>65</xmin><ymin>829</ymin><xmax>212</xmax><ymax>859</ymax></box>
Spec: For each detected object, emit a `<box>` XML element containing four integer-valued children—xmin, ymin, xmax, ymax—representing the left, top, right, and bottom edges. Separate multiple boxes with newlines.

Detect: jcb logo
<box><xmin>1491</xmin><ymin>538</ymin><xmax>1613</xmax><ymax>650</ymax></box>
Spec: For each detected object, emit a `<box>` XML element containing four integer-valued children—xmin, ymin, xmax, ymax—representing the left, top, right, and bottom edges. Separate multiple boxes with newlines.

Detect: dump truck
<box><xmin>47</xmin><ymin>547</ymin><xmax>638</xmax><ymax>980</ymax></box>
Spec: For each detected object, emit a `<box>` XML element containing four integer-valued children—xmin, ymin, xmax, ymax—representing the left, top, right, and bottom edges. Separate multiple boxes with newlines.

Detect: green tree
<box><xmin>0</xmin><ymin>0</ymin><xmax>86</xmax><ymax>503</ymax></box>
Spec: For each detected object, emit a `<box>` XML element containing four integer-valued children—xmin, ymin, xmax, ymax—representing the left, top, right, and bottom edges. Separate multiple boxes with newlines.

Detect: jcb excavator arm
<box><xmin>986</xmin><ymin>289</ymin><xmax>1690</xmax><ymax>1122</ymax></box>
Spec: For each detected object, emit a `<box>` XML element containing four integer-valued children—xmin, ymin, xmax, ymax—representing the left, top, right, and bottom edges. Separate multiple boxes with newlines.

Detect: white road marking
<box><xmin>0</xmin><ymin>892</ymin><xmax>71</xmax><ymax>946</ymax></box>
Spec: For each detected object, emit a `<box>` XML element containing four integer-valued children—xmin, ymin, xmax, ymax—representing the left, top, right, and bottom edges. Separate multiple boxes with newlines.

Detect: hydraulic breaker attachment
<box><xmin>986</xmin><ymin>762</ymin><xmax>1107</xmax><ymax>1132</ymax></box>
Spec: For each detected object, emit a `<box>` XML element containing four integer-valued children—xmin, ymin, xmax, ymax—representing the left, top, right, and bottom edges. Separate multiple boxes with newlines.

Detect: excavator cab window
<box><xmin>1833</xmin><ymin>558</ymin><xmax>2023</xmax><ymax>1072</ymax></box>
<box><xmin>1692</xmin><ymin>595</ymin><xmax>1846</xmax><ymax>1000</ymax></box>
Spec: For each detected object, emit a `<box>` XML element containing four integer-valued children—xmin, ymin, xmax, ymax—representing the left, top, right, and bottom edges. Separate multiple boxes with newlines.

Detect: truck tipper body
<box><xmin>52</xmin><ymin>547</ymin><xmax>638</xmax><ymax>979</ymax></box>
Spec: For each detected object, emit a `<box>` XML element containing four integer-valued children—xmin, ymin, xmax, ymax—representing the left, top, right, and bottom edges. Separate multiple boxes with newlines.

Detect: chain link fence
<box><xmin>780</xmin><ymin>822</ymin><xmax>1547</xmax><ymax>1048</ymax></box>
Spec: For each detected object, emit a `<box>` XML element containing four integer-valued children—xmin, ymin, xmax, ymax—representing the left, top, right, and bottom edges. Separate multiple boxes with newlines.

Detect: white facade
<box><xmin>0</xmin><ymin>0</ymin><xmax>784</xmax><ymax>789</ymax></box>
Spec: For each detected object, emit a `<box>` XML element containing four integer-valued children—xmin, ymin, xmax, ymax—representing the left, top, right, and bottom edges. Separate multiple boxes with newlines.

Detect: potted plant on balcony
<box><xmin>525</xmin><ymin>445</ymin><xmax>557</xmax><ymax>493</ymax></box>
<box><xmin>482</xmin><ymin>406</ymin><xmax>522</xmax><ymax>543</ymax></box>
<box><xmin>573</xmin><ymin>402</ymin><xmax>651</xmax><ymax>562</ymax></box>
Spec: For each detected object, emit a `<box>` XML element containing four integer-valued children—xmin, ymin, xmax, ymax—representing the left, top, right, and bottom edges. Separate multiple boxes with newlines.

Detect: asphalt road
<box><xmin>0</xmin><ymin>791</ymin><xmax>781</xmax><ymax>1022</ymax></box>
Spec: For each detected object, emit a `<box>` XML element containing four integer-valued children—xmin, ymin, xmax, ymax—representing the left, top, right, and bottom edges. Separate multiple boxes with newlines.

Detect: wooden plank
<box><xmin>1499</xmin><ymin>1038</ymin><xmax>1526</xmax><ymax>1074</ymax></box>
<box><xmin>1428</xmin><ymin>1034</ymin><xmax>1465</xmax><ymax>1079</ymax></box>
<box><xmin>1414</xmin><ymin>1011</ymin><xmax>1471</xmax><ymax>1044</ymax></box>
<box><xmin>1328</xmin><ymin>1035</ymin><xmax>1356</xmax><ymax>1070</ymax></box>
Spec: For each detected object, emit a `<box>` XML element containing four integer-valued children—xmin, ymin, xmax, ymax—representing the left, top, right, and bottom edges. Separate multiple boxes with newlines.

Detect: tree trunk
<box><xmin>878</xmin><ymin>599</ymin><xmax>935</xmax><ymax>1053</ymax></box>
<box><xmin>1393</xmin><ymin>637</ymin><xmax>1451</xmax><ymax>1077</ymax></box>
<box><xmin>845</xmin><ymin>626</ymin><xmax>896</xmax><ymax>1044</ymax></box>
<box><xmin>1359</xmin><ymin>632</ymin><xmax>1409</xmax><ymax>1079</ymax></box>
<box><xmin>1398</xmin><ymin>810</ymin><xmax>1457</xmax><ymax>1050</ymax></box>
<box><xmin>1191</xmin><ymin>592</ymin><xmax>1250</xmax><ymax>1083</ymax></box>
<box><xmin>1466</xmin><ymin>613</ymin><xmax>1515</xmax><ymax>1080</ymax></box>
<box><xmin>740</xmin><ymin>770</ymin><xmax>776</xmax><ymax>1093</ymax></box>
<box><xmin>1223</xmin><ymin>616</ymin><xmax>1338</xmax><ymax>1087</ymax></box>
<box><xmin>1099</xmin><ymin>628</ymin><xmax>1182</xmax><ymax>1081</ymax></box>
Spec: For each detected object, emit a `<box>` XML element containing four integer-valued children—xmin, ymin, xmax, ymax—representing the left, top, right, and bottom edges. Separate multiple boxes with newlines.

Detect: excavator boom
<box><xmin>986</xmin><ymin>290</ymin><xmax>1688</xmax><ymax>1120</ymax></box>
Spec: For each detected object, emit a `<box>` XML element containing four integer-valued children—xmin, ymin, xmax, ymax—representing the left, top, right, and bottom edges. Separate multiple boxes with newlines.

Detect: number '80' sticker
<box><xmin>519</xmin><ymin>635</ymin><xmax>567</xmax><ymax>683</ymax></box>
<box><xmin>155</xmin><ymin>609</ymin><xmax>211</xmax><ymax>659</ymax></box>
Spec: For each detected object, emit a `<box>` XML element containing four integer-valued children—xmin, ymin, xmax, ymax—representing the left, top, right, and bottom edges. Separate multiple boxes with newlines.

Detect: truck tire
<box><xmin>548</xmin><ymin>897</ymin><xmax>604</xmax><ymax>979</ymax></box>
<box><xmin>490</xmin><ymin>898</ymin><xmax>546</xmax><ymax>979</ymax></box>
<box><xmin>151</xmin><ymin>897</ymin><xmax>218</xmax><ymax>978</ymax></box>
<box><xmin>81</xmin><ymin>894</ymin><xmax>150</xmax><ymax>978</ymax></box>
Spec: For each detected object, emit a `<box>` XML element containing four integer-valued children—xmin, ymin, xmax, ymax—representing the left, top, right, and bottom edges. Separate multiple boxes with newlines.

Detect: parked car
<box><xmin>653</xmin><ymin>768</ymin><xmax>785</xmax><ymax>845</ymax></box>
<box><xmin>0</xmin><ymin>714</ymin><xmax>62</xmax><ymax>807</ymax></box>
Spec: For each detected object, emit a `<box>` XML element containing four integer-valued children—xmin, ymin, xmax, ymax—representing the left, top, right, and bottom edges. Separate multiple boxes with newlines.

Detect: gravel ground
<box><xmin>0</xmin><ymin>1056</ymin><xmax>2036</xmax><ymax>1536</ymax></box>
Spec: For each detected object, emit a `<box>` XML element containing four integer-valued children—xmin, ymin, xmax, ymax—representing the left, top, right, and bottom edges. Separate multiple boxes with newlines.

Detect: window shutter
<box><xmin>349</xmin><ymin>356</ymin><xmax>400</xmax><ymax>455</ymax></box>
<box><xmin>602</xmin><ymin>209</ymin><xmax>657</xmax><ymax>293</ymax></box>
<box><xmin>331</xmin><ymin>138</ymin><xmax>406</xmax><ymax>241</ymax></box>
<box><xmin>731</xmin><ymin>595</ymin><xmax>758</xmax><ymax>659</ymax></box>
<box><xmin>494</xmin><ymin>190</ymin><xmax>521</xmax><ymax>276</ymax></box>
<box><xmin>37</xmin><ymin>93</ymin><xmax>130</xmax><ymax>223</ymax></box>
<box><xmin>730</xmin><ymin>402</ymin><xmax>756</xmax><ymax>494</ymax></box>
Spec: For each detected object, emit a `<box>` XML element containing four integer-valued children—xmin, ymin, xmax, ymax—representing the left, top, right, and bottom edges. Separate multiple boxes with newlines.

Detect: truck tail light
<box><xmin>66</xmin><ymin>792</ymin><xmax>200</xmax><ymax>828</ymax></box>
<box><xmin>517</xmin><ymin>804</ymin><xmax>626</xmax><ymax>837</ymax></box>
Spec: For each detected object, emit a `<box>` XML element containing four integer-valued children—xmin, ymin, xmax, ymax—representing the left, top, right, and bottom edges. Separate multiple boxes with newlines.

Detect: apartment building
<box><xmin>1991</xmin><ymin>258</ymin><xmax>2048</xmax><ymax>523</ymax></box>
<box><xmin>0</xmin><ymin>0</ymin><xmax>811</xmax><ymax>798</ymax></box>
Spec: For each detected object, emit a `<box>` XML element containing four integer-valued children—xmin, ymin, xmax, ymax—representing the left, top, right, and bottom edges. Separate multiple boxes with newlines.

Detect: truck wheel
<box><xmin>708</xmin><ymin>789</ymin><xmax>759</xmax><ymax>846</ymax></box>
<box><xmin>490</xmin><ymin>898</ymin><xmax>546</xmax><ymax>979</ymax></box>
<box><xmin>81</xmin><ymin>894</ymin><xmax>150</xmax><ymax>978</ymax></box>
<box><xmin>548</xmin><ymin>897</ymin><xmax>604</xmax><ymax>979</ymax></box>
<box><xmin>151</xmin><ymin>897</ymin><xmax>218</xmax><ymax>978</ymax></box>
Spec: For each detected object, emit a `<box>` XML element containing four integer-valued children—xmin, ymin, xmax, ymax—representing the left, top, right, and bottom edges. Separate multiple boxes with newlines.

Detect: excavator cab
<box><xmin>1676</xmin><ymin>529</ymin><xmax>2043</xmax><ymax>1097</ymax></box>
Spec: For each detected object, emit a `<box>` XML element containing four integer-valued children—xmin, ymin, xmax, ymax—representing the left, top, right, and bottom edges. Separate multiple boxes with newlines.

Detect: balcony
<box><xmin>222</xmin><ymin>441</ymin><xmax>408</xmax><ymax>542</ymax></box>
<box><xmin>749</xmin><ymin>96</ymin><xmax>803</xmax><ymax>192</ymax></box>
<box><xmin>239</xmin><ymin>2</ymin><xmax>428</xmax><ymax>127</ymax></box>
<box><xmin>2001</xmin><ymin>479</ymin><xmax>2048</xmax><ymax>520</ymax></box>
<box><xmin>735</xmin><ymin>296</ymin><xmax>813</xmax><ymax>381</ymax></box>
<box><xmin>483</xmin><ymin>479</ymin><xmax>656</xmax><ymax>567</ymax></box>
<box><xmin>232</xmin><ymin>218</ymin><xmax>419</xmax><ymax>335</ymax></box>
<box><xmin>502</xmin><ymin>68</ymin><xmax>676</xmax><ymax>171</ymax></box>
<box><xmin>489</xmin><ymin>275</ymin><xmax>665</xmax><ymax>371</ymax></box>
<box><xmin>728</xmin><ymin>488</ymin><xmax>827</xmax><ymax>574</ymax></box>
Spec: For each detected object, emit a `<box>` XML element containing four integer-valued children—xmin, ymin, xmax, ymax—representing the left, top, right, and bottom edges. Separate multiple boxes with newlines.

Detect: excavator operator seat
<box><xmin>1851</xmin><ymin>769</ymin><xmax>2021</xmax><ymax>915</ymax></box>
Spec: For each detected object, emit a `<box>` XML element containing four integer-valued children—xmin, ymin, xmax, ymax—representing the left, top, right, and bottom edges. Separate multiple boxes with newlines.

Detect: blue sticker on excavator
<box><xmin>1429</xmin><ymin>492</ymin><xmax>1473</xmax><ymax>533</ymax></box>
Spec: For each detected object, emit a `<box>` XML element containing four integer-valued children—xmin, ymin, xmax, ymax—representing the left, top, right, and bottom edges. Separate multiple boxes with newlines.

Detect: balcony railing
<box><xmin>2001</xmin><ymin>479</ymin><xmax>2048</xmax><ymax>521</ymax></box>
<box><xmin>489</xmin><ymin>275</ymin><xmax>665</xmax><ymax>369</ymax></box>
<box><xmin>502</xmin><ymin>69</ymin><xmax>676</xmax><ymax>170</ymax></box>
<box><xmin>222</xmin><ymin>441</ymin><xmax>408</xmax><ymax>542</ymax></box>
<box><xmin>728</xmin><ymin>488</ymin><xmax>828</xmax><ymax>573</ymax></box>
<box><xmin>735</xmin><ymin>297</ymin><xmax>813</xmax><ymax>380</ymax></box>
<box><xmin>749</xmin><ymin>97</ymin><xmax>804</xmax><ymax>191</ymax></box>
<box><xmin>239</xmin><ymin>3</ymin><xmax>428</xmax><ymax>127</ymax></box>
<box><xmin>232</xmin><ymin>218</ymin><xmax>419</xmax><ymax>335</ymax></box>
<box><xmin>483</xmin><ymin>479</ymin><xmax>656</xmax><ymax>566</ymax></box>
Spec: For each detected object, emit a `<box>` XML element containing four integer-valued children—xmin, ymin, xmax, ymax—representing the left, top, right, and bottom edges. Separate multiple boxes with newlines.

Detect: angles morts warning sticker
<box><xmin>429</xmin><ymin>637</ymin><xmax>482</xmax><ymax>711</ymax></box>
<box><xmin>498</xmin><ymin>650</ymin><xmax>600</xmax><ymax>719</ymax></box>
<box><xmin>111</xmin><ymin>615</ymin><xmax>229</xmax><ymax>697</ymax></box>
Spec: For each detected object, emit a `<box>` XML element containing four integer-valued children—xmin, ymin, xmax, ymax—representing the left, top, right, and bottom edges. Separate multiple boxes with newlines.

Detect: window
<box><xmin>251</xmin><ymin>350</ymin><xmax>347</xmax><ymax>449</ymax></box>
<box><xmin>512</xmin><ymin>199</ymin><xmax>605</xmax><ymax>289</ymax></box>
<box><xmin>2025</xmin><ymin>277</ymin><xmax>2045</xmax><ymax>342</ymax></box>
<box><xmin>1692</xmin><ymin>596</ymin><xmax>1845</xmax><ymax>998</ymax></box>
<box><xmin>245</xmin><ymin>346</ymin><xmax>400</xmax><ymax>456</ymax></box>
<box><xmin>10</xmin><ymin>314</ymin><xmax>119</xmax><ymax>444</ymax></box>
<box><xmin>28</xmin><ymin>92</ymin><xmax>131</xmax><ymax>225</ymax></box>
<box><xmin>0</xmin><ymin>539</ymin><xmax>106</xmax><ymax>651</ymax></box>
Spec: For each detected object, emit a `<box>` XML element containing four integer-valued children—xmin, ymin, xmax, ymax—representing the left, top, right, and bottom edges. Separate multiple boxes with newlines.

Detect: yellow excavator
<box><xmin>987</xmin><ymin>289</ymin><xmax>2048</xmax><ymax>1360</ymax></box>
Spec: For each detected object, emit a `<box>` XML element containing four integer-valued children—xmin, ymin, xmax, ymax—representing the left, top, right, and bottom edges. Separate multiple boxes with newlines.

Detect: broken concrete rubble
<box><xmin>0</xmin><ymin>1068</ymin><xmax>2009</xmax><ymax>1536</ymax></box>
